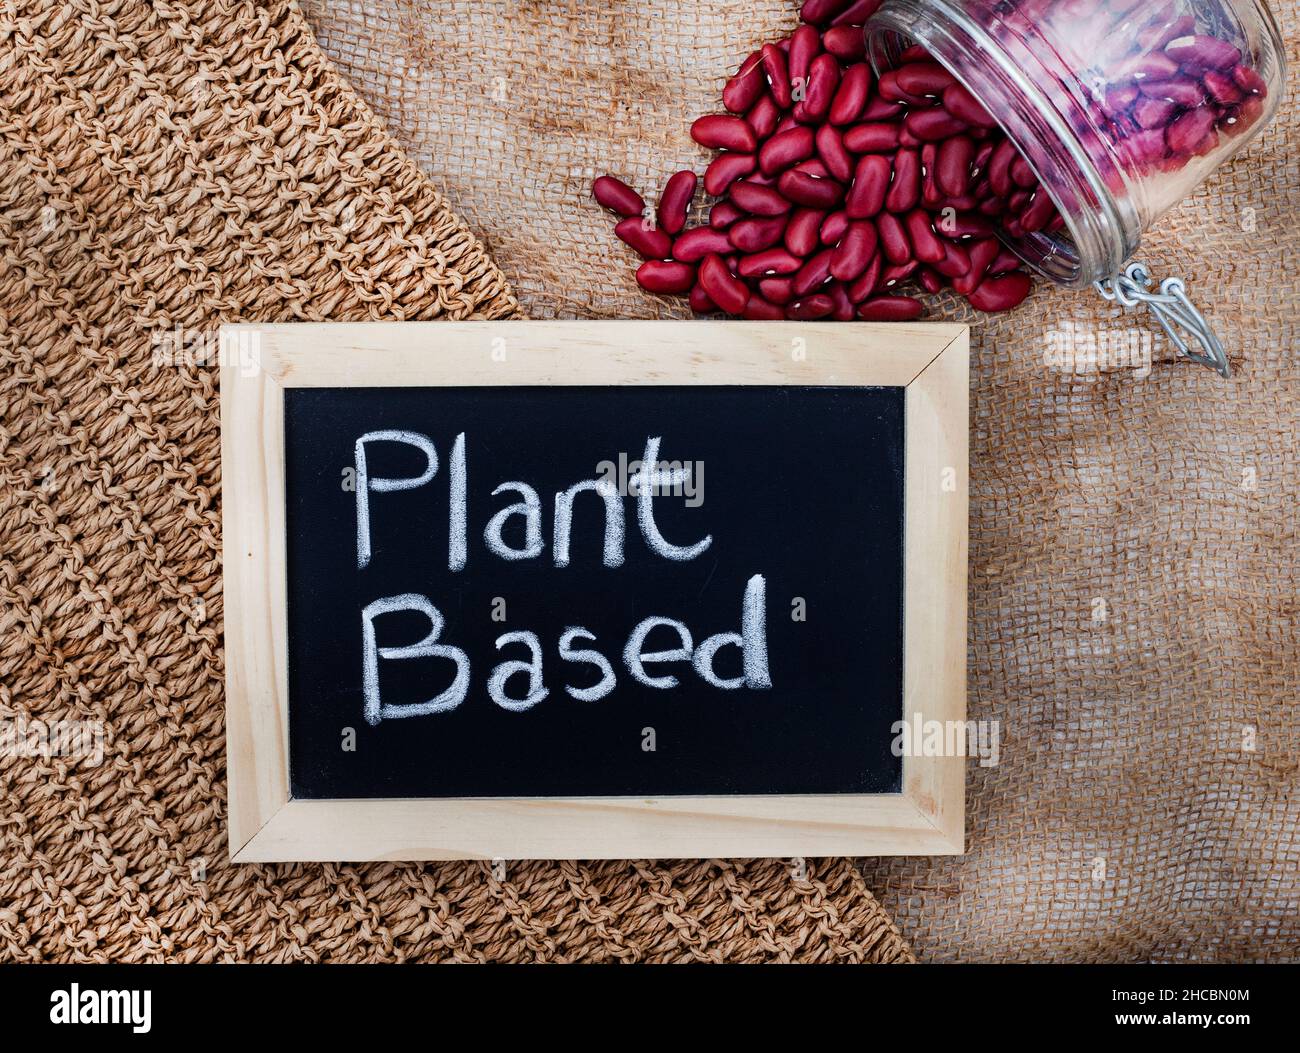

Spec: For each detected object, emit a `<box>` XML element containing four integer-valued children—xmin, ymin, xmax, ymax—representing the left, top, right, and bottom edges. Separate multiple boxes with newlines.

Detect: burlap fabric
<box><xmin>0</xmin><ymin>0</ymin><xmax>915</xmax><ymax>962</ymax></box>
<box><xmin>303</xmin><ymin>0</ymin><xmax>1300</xmax><ymax>961</ymax></box>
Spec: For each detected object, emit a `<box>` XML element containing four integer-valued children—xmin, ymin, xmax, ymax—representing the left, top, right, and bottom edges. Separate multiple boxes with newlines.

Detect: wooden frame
<box><xmin>221</xmin><ymin>320</ymin><xmax>968</xmax><ymax>862</ymax></box>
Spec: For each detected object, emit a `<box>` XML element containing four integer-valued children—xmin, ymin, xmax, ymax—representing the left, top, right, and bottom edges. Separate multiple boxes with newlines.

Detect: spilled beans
<box><xmin>591</xmin><ymin>0</ymin><xmax>1270</xmax><ymax>321</ymax></box>
<box><xmin>592</xmin><ymin>1</ymin><xmax>1043</xmax><ymax>320</ymax></box>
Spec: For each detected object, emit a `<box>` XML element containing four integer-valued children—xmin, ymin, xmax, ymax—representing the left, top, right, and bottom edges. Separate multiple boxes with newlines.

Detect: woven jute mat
<box><xmin>0</xmin><ymin>0</ymin><xmax>914</xmax><ymax>962</ymax></box>
<box><xmin>303</xmin><ymin>0</ymin><xmax>1300</xmax><ymax>961</ymax></box>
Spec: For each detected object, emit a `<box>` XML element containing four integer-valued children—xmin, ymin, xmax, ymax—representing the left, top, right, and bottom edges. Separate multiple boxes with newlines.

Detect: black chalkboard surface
<box><xmin>283</xmin><ymin>385</ymin><xmax>905</xmax><ymax>800</ymax></box>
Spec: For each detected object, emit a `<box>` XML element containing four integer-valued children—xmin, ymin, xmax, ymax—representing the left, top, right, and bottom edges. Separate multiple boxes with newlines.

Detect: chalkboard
<box><xmin>284</xmin><ymin>386</ymin><xmax>905</xmax><ymax>799</ymax></box>
<box><xmin>221</xmin><ymin>320</ymin><xmax>967</xmax><ymax>861</ymax></box>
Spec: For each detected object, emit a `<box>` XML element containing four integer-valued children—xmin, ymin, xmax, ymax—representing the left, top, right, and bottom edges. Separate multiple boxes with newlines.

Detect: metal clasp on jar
<box><xmin>1095</xmin><ymin>262</ymin><xmax>1230</xmax><ymax>378</ymax></box>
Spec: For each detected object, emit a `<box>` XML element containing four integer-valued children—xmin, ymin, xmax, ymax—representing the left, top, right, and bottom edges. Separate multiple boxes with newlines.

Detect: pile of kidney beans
<box><xmin>592</xmin><ymin>0</ymin><xmax>1050</xmax><ymax>320</ymax></box>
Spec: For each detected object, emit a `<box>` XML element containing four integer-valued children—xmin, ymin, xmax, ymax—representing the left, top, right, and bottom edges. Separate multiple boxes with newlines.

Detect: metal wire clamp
<box><xmin>1094</xmin><ymin>262</ymin><xmax>1230</xmax><ymax>378</ymax></box>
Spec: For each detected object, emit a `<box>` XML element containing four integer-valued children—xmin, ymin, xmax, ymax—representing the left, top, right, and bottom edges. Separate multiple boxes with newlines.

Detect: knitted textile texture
<box><xmin>304</xmin><ymin>0</ymin><xmax>1300</xmax><ymax>962</ymax></box>
<box><xmin>0</xmin><ymin>0</ymin><xmax>915</xmax><ymax>963</ymax></box>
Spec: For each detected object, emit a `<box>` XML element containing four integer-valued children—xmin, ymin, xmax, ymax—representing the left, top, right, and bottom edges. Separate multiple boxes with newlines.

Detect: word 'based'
<box><xmin>355</xmin><ymin>434</ymin><xmax>771</xmax><ymax>724</ymax></box>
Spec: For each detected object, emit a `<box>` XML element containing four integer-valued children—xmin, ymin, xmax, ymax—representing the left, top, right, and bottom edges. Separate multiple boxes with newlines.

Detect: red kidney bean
<box><xmin>1138</xmin><ymin>13</ymin><xmax>1194</xmax><ymax>51</ymax></box>
<box><xmin>760</xmin><ymin>126</ymin><xmax>816</xmax><ymax>176</ymax></box>
<box><xmin>830</xmin><ymin>63</ymin><xmax>871</xmax><ymax>125</ymax></box>
<box><xmin>1115</xmin><ymin>52</ymin><xmax>1180</xmax><ymax>82</ymax></box>
<box><xmin>815</xmin><ymin>124</ymin><xmax>855</xmax><ymax>182</ymax></box>
<box><xmin>886</xmin><ymin>148</ymin><xmax>922</xmax><ymax>213</ymax></box>
<box><xmin>1133</xmin><ymin>96</ymin><xmax>1177</xmax><ymax>130</ymax></box>
<box><xmin>747</xmin><ymin>94</ymin><xmax>781</xmax><ymax>141</ymax></box>
<box><xmin>709</xmin><ymin>201</ymin><xmax>743</xmax><ymax>229</ymax></box>
<box><xmin>703</xmin><ymin>152</ymin><xmax>756</xmax><ymax>196</ymax></box>
<box><xmin>847</xmin><ymin>253</ymin><xmax>882</xmax><ymax>302</ymax></box>
<box><xmin>723</xmin><ymin>51</ymin><xmax>766</xmax><ymax>114</ymax></box>
<box><xmin>904</xmin><ymin>209</ymin><xmax>945</xmax><ymax>263</ymax></box>
<box><xmin>784</xmin><ymin>208</ymin><xmax>824</xmax><ymax>257</ymax></box>
<box><xmin>952</xmin><ymin>237</ymin><xmax>999</xmax><ymax>295</ymax></box>
<box><xmin>760</xmin><ymin>277</ymin><xmax>794</xmax><ymax>304</ymax></box>
<box><xmin>615</xmin><ymin>216</ymin><xmax>672</xmax><ymax>259</ymax></box>
<box><xmin>778</xmin><ymin>169</ymin><xmax>845</xmax><ymax>209</ymax></box>
<box><xmin>672</xmin><ymin>226</ymin><xmax>735</xmax><ymax>262</ymax></box>
<box><xmin>729</xmin><ymin>214</ymin><xmax>789</xmax><ymax>253</ymax></box>
<box><xmin>905</xmin><ymin>108</ymin><xmax>969</xmax><ymax>141</ymax></box>
<box><xmin>857</xmin><ymin>295</ymin><xmax>923</xmax><ymax>321</ymax></box>
<box><xmin>1019</xmin><ymin>189</ymin><xmax>1057</xmax><ymax>233</ymax></box>
<box><xmin>878</xmin><ymin>70</ymin><xmax>931</xmax><ymax>106</ymax></box>
<box><xmin>835</xmin><ymin>0</ymin><xmax>883</xmax><ymax>23</ymax></box>
<box><xmin>738</xmin><ymin>248</ymin><xmax>803</xmax><ymax>278</ymax></box>
<box><xmin>794</xmin><ymin>158</ymin><xmax>831</xmax><ymax>179</ymax></box>
<box><xmin>822</xmin><ymin>27</ymin><xmax>865</xmax><ymax>62</ymax></box>
<box><xmin>932</xmin><ymin>239</ymin><xmax>970</xmax><ymax>278</ymax></box>
<box><xmin>687</xmin><ymin>234</ymin><xmax>743</xmax><ymax>276</ymax></box>
<box><xmin>1010</xmin><ymin>155</ymin><xmax>1037</xmax><ymax>188</ymax></box>
<box><xmin>830</xmin><ymin>220</ymin><xmax>878</xmax><ymax>282</ymax></box>
<box><xmin>1166</xmin><ymin>108</ymin><xmax>1216</xmax><ymax>155</ymax></box>
<box><xmin>895</xmin><ymin>61</ymin><xmax>954</xmax><ymax>97</ymax></box>
<box><xmin>898</xmin><ymin>45</ymin><xmax>929</xmax><ymax>63</ymax></box>
<box><xmin>1226</xmin><ymin>94</ymin><xmax>1265</xmax><ymax>136</ymax></box>
<box><xmin>730</xmin><ymin>180</ymin><xmax>791</xmax><ymax>216</ymax></box>
<box><xmin>861</xmin><ymin>95</ymin><xmax>905</xmax><ymax>121</ymax></box>
<box><xmin>846</xmin><ymin>154</ymin><xmax>891</xmax><ymax>218</ymax></box>
<box><xmin>844</xmin><ymin>122</ymin><xmax>901</xmax><ymax>153</ymax></box>
<box><xmin>786</xmin><ymin>294</ymin><xmax>836</xmax><ymax>320</ymax></box>
<box><xmin>936</xmin><ymin>136</ymin><xmax>974</xmax><ymax>197</ymax></box>
<box><xmin>968</xmin><ymin>271</ymin><xmax>1032</xmax><ymax>312</ymax></box>
<box><xmin>1234</xmin><ymin>64</ymin><xmax>1267</xmax><ymax>96</ymax></box>
<box><xmin>657</xmin><ymin>170</ymin><xmax>697</xmax><ymax>235</ymax></box>
<box><xmin>988</xmin><ymin>138</ymin><xmax>1018</xmax><ymax>198</ymax></box>
<box><xmin>636</xmin><ymin>260</ymin><xmax>696</xmax><ymax>294</ymax></box>
<box><xmin>987</xmin><ymin>245</ymin><xmax>1019</xmax><ymax>274</ymax></box>
<box><xmin>773</xmin><ymin>112</ymin><xmax>801</xmax><ymax>138</ymax></box>
<box><xmin>787</xmin><ymin>24</ymin><xmax>820</xmax><ymax>88</ymax></box>
<box><xmin>879</xmin><ymin>259</ymin><xmax>919</xmax><ymax>288</ymax></box>
<box><xmin>941</xmin><ymin>193</ymin><xmax>981</xmax><ymax>212</ymax></box>
<box><xmin>921</xmin><ymin>142</ymin><xmax>942</xmax><ymax>208</ymax></box>
<box><xmin>918</xmin><ymin>267</ymin><xmax>943</xmax><ymax>294</ymax></box>
<box><xmin>876</xmin><ymin>212</ymin><xmax>912</xmax><ymax>264</ymax></box>
<box><xmin>1104</xmin><ymin>84</ymin><xmax>1140</xmax><ymax>114</ymax></box>
<box><xmin>942</xmin><ymin>82</ymin><xmax>996</xmax><ymax>128</ymax></box>
<box><xmin>744</xmin><ymin>296</ymin><xmax>786</xmax><ymax>320</ymax></box>
<box><xmin>699</xmin><ymin>254</ymin><xmax>750</xmax><ymax>315</ymax></box>
<box><xmin>593</xmin><ymin>176</ymin><xmax>645</xmax><ymax>218</ymax></box>
<box><xmin>828</xmin><ymin>281</ymin><xmax>856</xmax><ymax>320</ymax></box>
<box><xmin>688</xmin><ymin>283</ymin><xmax>716</xmax><ymax>313</ymax></box>
<box><xmin>793</xmin><ymin>248</ymin><xmax>834</xmax><ymax>296</ymax></box>
<box><xmin>800</xmin><ymin>54</ymin><xmax>840</xmax><ymax>123</ymax></box>
<box><xmin>761</xmin><ymin>43</ymin><xmax>793</xmax><ymax>109</ymax></box>
<box><xmin>820</xmin><ymin>209</ymin><xmax>849</xmax><ymax>245</ymax></box>
<box><xmin>800</xmin><ymin>0</ymin><xmax>852</xmax><ymax>27</ymax></box>
<box><xmin>1202</xmin><ymin>70</ymin><xmax>1243</xmax><ymax>107</ymax></box>
<box><xmin>692</xmin><ymin>115</ymin><xmax>757</xmax><ymax>152</ymax></box>
<box><xmin>1166</xmin><ymin>35</ymin><xmax>1240</xmax><ymax>72</ymax></box>
<box><xmin>1139</xmin><ymin>79</ymin><xmax>1207</xmax><ymax>109</ymax></box>
<box><xmin>935</xmin><ymin>211</ymin><xmax>996</xmax><ymax>240</ymax></box>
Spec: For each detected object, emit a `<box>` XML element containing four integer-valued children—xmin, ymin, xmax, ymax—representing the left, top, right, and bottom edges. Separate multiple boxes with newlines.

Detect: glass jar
<box><xmin>865</xmin><ymin>0</ymin><xmax>1285</xmax><ymax>371</ymax></box>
